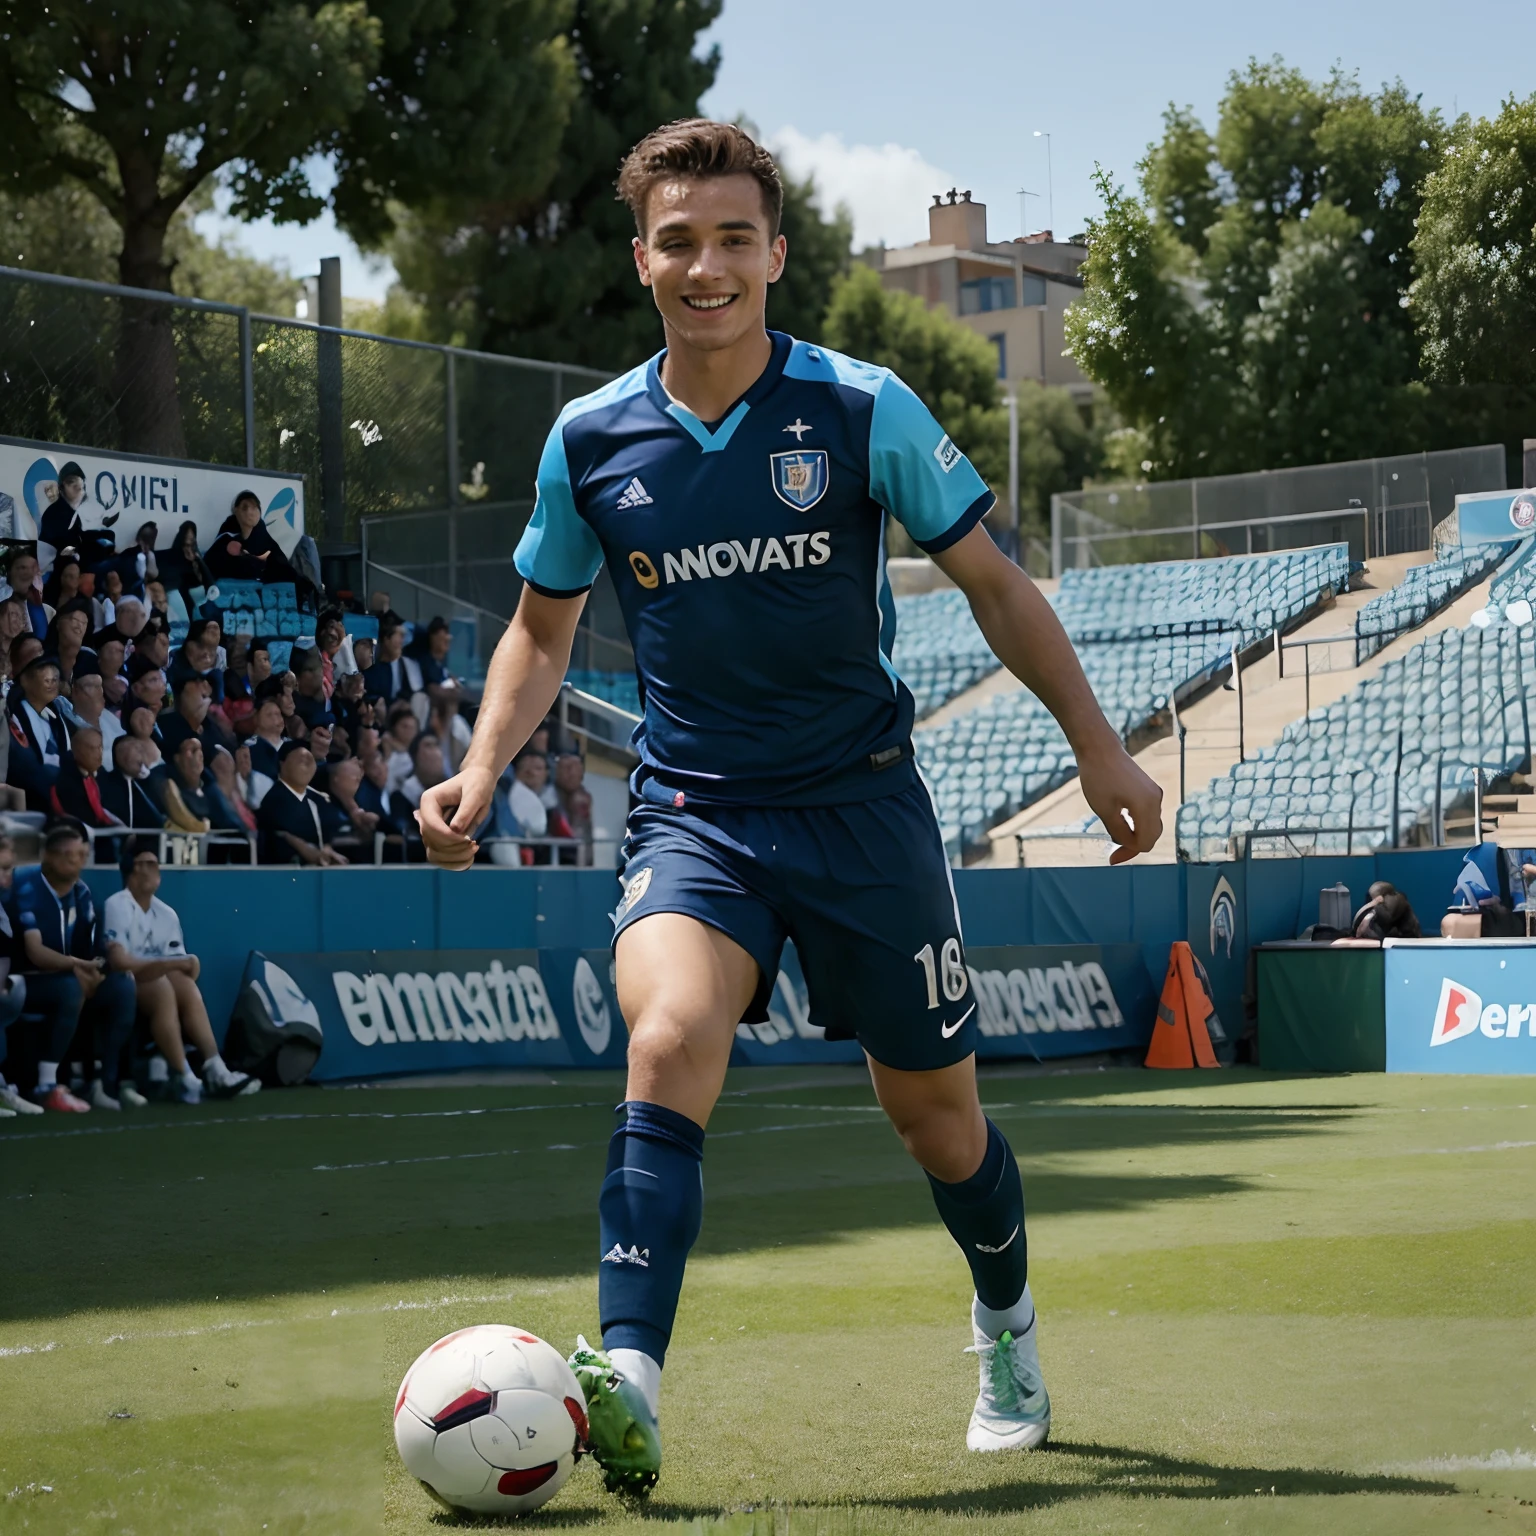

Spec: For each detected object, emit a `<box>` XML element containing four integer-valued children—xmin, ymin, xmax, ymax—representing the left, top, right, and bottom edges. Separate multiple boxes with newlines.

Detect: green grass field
<box><xmin>2</xmin><ymin>1064</ymin><xmax>1534</xmax><ymax>1535</ymax></box>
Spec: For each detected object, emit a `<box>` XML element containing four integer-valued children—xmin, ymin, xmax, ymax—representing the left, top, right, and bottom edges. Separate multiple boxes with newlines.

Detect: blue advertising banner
<box><xmin>241</xmin><ymin>940</ymin><xmax>1158</xmax><ymax>1080</ymax></box>
<box><xmin>1384</xmin><ymin>940</ymin><xmax>1536</xmax><ymax>1074</ymax></box>
<box><xmin>242</xmin><ymin>948</ymin><xmax>630</xmax><ymax>1082</ymax></box>
<box><xmin>725</xmin><ymin>943</ymin><xmax>1157</xmax><ymax>1066</ymax></box>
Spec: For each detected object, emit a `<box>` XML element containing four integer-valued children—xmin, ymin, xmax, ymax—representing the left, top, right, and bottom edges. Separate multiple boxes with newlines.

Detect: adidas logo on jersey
<box><xmin>602</xmin><ymin>1243</ymin><xmax>650</xmax><ymax>1267</ymax></box>
<box><xmin>616</xmin><ymin>477</ymin><xmax>654</xmax><ymax>509</ymax></box>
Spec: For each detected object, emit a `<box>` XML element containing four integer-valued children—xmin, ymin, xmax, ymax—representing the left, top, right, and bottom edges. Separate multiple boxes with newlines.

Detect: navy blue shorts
<box><xmin>612</xmin><ymin>779</ymin><xmax>976</xmax><ymax>1072</ymax></box>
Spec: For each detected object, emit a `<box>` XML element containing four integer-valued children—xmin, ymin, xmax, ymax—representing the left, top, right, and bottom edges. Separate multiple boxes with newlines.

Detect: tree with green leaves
<box><xmin>823</xmin><ymin>264</ymin><xmax>1100</xmax><ymax>547</ymax></box>
<box><xmin>1067</xmin><ymin>60</ymin><xmax>1448</xmax><ymax>479</ymax></box>
<box><xmin>385</xmin><ymin>3</ymin><xmax>853</xmax><ymax>369</ymax></box>
<box><xmin>1410</xmin><ymin>93</ymin><xmax>1536</xmax><ymax>458</ymax></box>
<box><xmin>0</xmin><ymin>0</ymin><xmax>576</xmax><ymax>452</ymax></box>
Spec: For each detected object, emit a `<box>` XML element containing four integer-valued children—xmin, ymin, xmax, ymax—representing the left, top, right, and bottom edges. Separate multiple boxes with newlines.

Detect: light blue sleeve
<box><xmin>513</xmin><ymin>421</ymin><xmax>604</xmax><ymax>596</ymax></box>
<box><xmin>868</xmin><ymin>373</ymin><xmax>995</xmax><ymax>553</ymax></box>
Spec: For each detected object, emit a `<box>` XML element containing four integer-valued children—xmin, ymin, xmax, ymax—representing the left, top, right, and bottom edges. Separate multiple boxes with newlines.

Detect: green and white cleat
<box><xmin>965</xmin><ymin>1296</ymin><xmax>1051</xmax><ymax>1452</ymax></box>
<box><xmin>567</xmin><ymin>1336</ymin><xmax>662</xmax><ymax>1496</ymax></box>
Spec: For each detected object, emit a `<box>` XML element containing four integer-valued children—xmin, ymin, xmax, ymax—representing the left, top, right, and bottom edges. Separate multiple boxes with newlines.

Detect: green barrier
<box><xmin>1255</xmin><ymin>944</ymin><xmax>1385</xmax><ymax>1071</ymax></box>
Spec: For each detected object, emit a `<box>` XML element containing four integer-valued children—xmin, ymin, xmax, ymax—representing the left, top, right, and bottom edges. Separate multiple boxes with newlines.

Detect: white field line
<box><xmin>1401</xmin><ymin>1140</ymin><xmax>1536</xmax><ymax>1156</ymax></box>
<box><xmin>1</xmin><ymin>1290</ymin><xmax>546</xmax><ymax>1362</ymax></box>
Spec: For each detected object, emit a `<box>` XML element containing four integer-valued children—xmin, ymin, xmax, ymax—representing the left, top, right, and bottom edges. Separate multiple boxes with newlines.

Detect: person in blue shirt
<box><xmin>7</xmin><ymin>821</ymin><xmax>137</xmax><ymax>1111</ymax></box>
<box><xmin>417</xmin><ymin>119</ymin><xmax>1162</xmax><ymax>1491</ymax></box>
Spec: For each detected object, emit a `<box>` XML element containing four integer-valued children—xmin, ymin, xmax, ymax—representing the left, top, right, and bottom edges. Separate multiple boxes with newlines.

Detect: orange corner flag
<box><xmin>1145</xmin><ymin>941</ymin><xmax>1223</xmax><ymax>1069</ymax></box>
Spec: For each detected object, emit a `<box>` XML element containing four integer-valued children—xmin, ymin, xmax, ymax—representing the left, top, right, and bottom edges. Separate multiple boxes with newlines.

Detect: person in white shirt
<box><xmin>102</xmin><ymin>840</ymin><xmax>258</xmax><ymax>1103</ymax></box>
<box><xmin>506</xmin><ymin>749</ymin><xmax>549</xmax><ymax>837</ymax></box>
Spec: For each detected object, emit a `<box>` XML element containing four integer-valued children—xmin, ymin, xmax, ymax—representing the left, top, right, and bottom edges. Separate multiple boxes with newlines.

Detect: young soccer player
<box><xmin>418</xmin><ymin>119</ymin><xmax>1163</xmax><ymax>1494</ymax></box>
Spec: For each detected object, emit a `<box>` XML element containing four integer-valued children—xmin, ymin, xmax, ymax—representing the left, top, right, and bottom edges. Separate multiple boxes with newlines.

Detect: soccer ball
<box><xmin>393</xmin><ymin>1324</ymin><xmax>588</xmax><ymax>1517</ymax></box>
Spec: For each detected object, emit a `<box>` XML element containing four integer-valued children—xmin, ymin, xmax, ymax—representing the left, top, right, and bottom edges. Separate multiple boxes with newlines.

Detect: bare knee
<box><xmin>892</xmin><ymin>1102</ymin><xmax>986</xmax><ymax>1183</ymax></box>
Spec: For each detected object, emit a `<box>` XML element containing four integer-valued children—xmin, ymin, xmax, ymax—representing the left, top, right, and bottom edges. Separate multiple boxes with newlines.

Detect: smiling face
<box><xmin>634</xmin><ymin>174</ymin><xmax>785</xmax><ymax>356</ymax></box>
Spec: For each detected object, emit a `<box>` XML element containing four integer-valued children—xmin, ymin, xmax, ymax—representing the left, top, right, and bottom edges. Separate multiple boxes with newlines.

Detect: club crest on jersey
<box><xmin>770</xmin><ymin>449</ymin><xmax>829</xmax><ymax>511</ymax></box>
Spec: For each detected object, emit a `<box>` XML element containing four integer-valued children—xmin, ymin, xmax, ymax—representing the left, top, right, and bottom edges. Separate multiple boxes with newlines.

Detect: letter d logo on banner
<box><xmin>1430</xmin><ymin>976</ymin><xmax>1482</xmax><ymax>1046</ymax></box>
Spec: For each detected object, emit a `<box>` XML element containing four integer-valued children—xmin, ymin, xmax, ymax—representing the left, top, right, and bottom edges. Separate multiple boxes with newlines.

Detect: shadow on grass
<box><xmin>415</xmin><ymin>1440</ymin><xmax>1459</xmax><ymax>1528</ymax></box>
<box><xmin>0</xmin><ymin>1079</ymin><xmax>1354</xmax><ymax>1323</ymax></box>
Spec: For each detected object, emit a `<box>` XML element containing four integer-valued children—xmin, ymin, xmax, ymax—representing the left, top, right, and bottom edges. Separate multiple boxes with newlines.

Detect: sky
<box><xmin>202</xmin><ymin>0</ymin><xmax>1536</xmax><ymax>303</ymax></box>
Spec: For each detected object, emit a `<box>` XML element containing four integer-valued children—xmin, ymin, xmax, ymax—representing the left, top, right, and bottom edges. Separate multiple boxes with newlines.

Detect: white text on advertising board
<box><xmin>1430</xmin><ymin>976</ymin><xmax>1536</xmax><ymax>1047</ymax></box>
<box><xmin>331</xmin><ymin>962</ymin><xmax>560</xmax><ymax>1047</ymax></box>
<box><xmin>968</xmin><ymin>962</ymin><xmax>1125</xmax><ymax>1036</ymax></box>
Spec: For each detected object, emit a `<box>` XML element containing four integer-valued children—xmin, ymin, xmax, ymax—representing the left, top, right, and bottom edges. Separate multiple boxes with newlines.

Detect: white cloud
<box><xmin>770</xmin><ymin>127</ymin><xmax>952</xmax><ymax>251</ymax></box>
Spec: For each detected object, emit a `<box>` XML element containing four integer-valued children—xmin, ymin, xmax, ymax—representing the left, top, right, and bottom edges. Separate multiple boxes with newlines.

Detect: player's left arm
<box><xmin>932</xmin><ymin>525</ymin><xmax>1163</xmax><ymax>864</ymax></box>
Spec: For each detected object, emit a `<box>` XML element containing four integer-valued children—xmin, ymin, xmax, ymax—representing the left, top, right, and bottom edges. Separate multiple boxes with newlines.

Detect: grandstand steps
<box><xmin>981</xmin><ymin>551</ymin><xmax>1501</xmax><ymax>867</ymax></box>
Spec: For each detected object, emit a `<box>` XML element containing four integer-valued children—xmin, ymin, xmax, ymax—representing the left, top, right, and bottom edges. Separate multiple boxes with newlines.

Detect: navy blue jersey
<box><xmin>7</xmin><ymin>864</ymin><xmax>99</xmax><ymax>969</ymax></box>
<box><xmin>515</xmin><ymin>332</ymin><xmax>993</xmax><ymax>806</ymax></box>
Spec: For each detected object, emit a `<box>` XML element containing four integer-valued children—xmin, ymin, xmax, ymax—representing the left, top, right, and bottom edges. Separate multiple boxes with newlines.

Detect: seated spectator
<box><xmin>131</xmin><ymin>619</ymin><xmax>171</xmax><ymax>673</ymax></box>
<box><xmin>1350</xmin><ymin>881</ymin><xmax>1422</xmax><ymax>942</ymax></box>
<box><xmin>127</xmin><ymin>656</ymin><xmax>169</xmax><ymax>719</ymax></box>
<box><xmin>257</xmin><ymin>741</ymin><xmax>347</xmax><ymax>865</ymax></box>
<box><xmin>361</xmin><ymin>614</ymin><xmax>412</xmax><ymax>706</ymax></box>
<box><xmin>41</xmin><ymin>551</ymin><xmax>82</xmax><ymax>610</ymax></box>
<box><xmin>7</xmin><ymin>655</ymin><xmax>69</xmax><ymax>810</ymax></box>
<box><xmin>43</xmin><ymin>596</ymin><xmax>96</xmax><ymax>687</ymax></box>
<box><xmin>554</xmin><ymin>752</ymin><xmax>593</xmax><ymax>862</ymax></box>
<box><xmin>222</xmin><ymin>635</ymin><xmax>256</xmax><ymax>730</ymax></box>
<box><xmin>244</xmin><ymin>692</ymin><xmax>286</xmax><ymax>807</ymax></box>
<box><xmin>0</xmin><ymin>547</ymin><xmax>52</xmax><ymax>640</ymax></box>
<box><xmin>207</xmin><ymin>745</ymin><xmax>257</xmax><ymax>834</ymax></box>
<box><xmin>315</xmin><ymin>610</ymin><xmax>351</xmax><ymax>698</ymax></box>
<box><xmin>103</xmin><ymin>839</ymin><xmax>257</xmax><ymax>1102</ymax></box>
<box><xmin>145</xmin><ymin>578</ymin><xmax>170</xmax><ymax>630</ymax></box>
<box><xmin>0</xmin><ymin>888</ymin><xmax>39</xmax><ymax>1116</ymax></box>
<box><xmin>94</xmin><ymin>632</ymin><xmax>128</xmax><ymax>712</ymax></box>
<box><xmin>49</xmin><ymin>726</ymin><xmax>123</xmax><ymax>831</ymax></box>
<box><xmin>505</xmin><ymin>748</ymin><xmax>551</xmax><ymax>837</ymax></box>
<box><xmin>351</xmin><ymin>635</ymin><xmax>375</xmax><ymax>676</ymax></box>
<box><xmin>92</xmin><ymin>567</ymin><xmax>124</xmax><ymax>633</ymax></box>
<box><xmin>127</xmin><ymin>521</ymin><xmax>161</xmax><ymax>598</ymax></box>
<box><xmin>99</xmin><ymin>735</ymin><xmax>165</xmax><ymax>829</ymax></box>
<box><xmin>407</xmin><ymin>615</ymin><xmax>454</xmax><ymax>692</ymax></box>
<box><xmin>393</xmin><ymin>733</ymin><xmax>445</xmax><ymax>817</ymax></box>
<box><xmin>155</xmin><ymin>520</ymin><xmax>215</xmax><ymax>608</ymax></box>
<box><xmin>122</xmin><ymin>702</ymin><xmax>164</xmax><ymax>770</ymax></box>
<box><xmin>37</xmin><ymin>462</ymin><xmax>87</xmax><ymax>568</ymax></box>
<box><xmin>427</xmin><ymin>682</ymin><xmax>473</xmax><ymax>773</ymax></box>
<box><xmin>331</xmin><ymin>668</ymin><xmax>368</xmax><ymax>739</ymax></box>
<box><xmin>148</xmin><ymin>735</ymin><xmax>215</xmax><ymax>833</ymax></box>
<box><xmin>57</xmin><ymin>657</ymin><xmax>124</xmax><ymax>756</ymax></box>
<box><xmin>159</xmin><ymin>674</ymin><xmax>224</xmax><ymax>759</ymax></box>
<box><xmin>381</xmin><ymin>702</ymin><xmax>419</xmax><ymax>796</ymax></box>
<box><xmin>6</xmin><ymin>821</ymin><xmax>138</xmax><ymax>1111</ymax></box>
<box><xmin>110</xmin><ymin>593</ymin><xmax>148</xmax><ymax>646</ymax></box>
<box><xmin>323</xmin><ymin>755</ymin><xmax>378</xmax><ymax>856</ymax></box>
<box><xmin>0</xmin><ymin>594</ymin><xmax>32</xmax><ymax>698</ymax></box>
<box><xmin>169</xmin><ymin>624</ymin><xmax>226</xmax><ymax>709</ymax></box>
<box><xmin>206</xmin><ymin>490</ymin><xmax>311</xmax><ymax>595</ymax></box>
<box><xmin>356</xmin><ymin>751</ymin><xmax>405</xmax><ymax>838</ymax></box>
<box><xmin>292</xmin><ymin>645</ymin><xmax>335</xmax><ymax>730</ymax></box>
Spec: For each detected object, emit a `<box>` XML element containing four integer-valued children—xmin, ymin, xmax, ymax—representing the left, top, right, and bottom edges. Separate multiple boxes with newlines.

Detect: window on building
<box><xmin>1021</xmin><ymin>272</ymin><xmax>1047</xmax><ymax>306</ymax></box>
<box><xmin>959</xmin><ymin>275</ymin><xmax>1016</xmax><ymax>314</ymax></box>
<box><xmin>989</xmin><ymin>333</ymin><xmax>1007</xmax><ymax>380</ymax></box>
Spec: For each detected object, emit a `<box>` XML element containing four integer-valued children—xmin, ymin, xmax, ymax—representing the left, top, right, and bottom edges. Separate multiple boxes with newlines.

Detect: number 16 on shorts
<box><xmin>915</xmin><ymin>938</ymin><xmax>968</xmax><ymax>1009</ymax></box>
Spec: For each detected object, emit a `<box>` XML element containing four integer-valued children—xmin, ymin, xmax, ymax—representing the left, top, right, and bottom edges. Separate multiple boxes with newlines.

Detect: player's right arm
<box><xmin>418</xmin><ymin>417</ymin><xmax>603</xmax><ymax>871</ymax></box>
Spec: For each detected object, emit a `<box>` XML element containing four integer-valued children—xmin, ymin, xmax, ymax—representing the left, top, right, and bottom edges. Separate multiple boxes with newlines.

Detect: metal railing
<box><xmin>0</xmin><ymin>264</ymin><xmax>612</xmax><ymax>543</ymax></box>
<box><xmin>1050</xmin><ymin>445</ymin><xmax>1506</xmax><ymax>575</ymax></box>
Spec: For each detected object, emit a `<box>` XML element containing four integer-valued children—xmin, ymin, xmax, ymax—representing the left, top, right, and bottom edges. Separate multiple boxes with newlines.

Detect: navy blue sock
<box><xmin>597</xmin><ymin>1101</ymin><xmax>704</xmax><ymax>1367</ymax></box>
<box><xmin>925</xmin><ymin>1119</ymin><xmax>1027</xmax><ymax>1311</ymax></box>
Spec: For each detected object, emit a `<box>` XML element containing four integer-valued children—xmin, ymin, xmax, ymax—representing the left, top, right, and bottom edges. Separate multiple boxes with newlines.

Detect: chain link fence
<box><xmin>1050</xmin><ymin>445</ymin><xmax>1507</xmax><ymax>574</ymax></box>
<box><xmin>0</xmin><ymin>264</ymin><xmax>612</xmax><ymax>541</ymax></box>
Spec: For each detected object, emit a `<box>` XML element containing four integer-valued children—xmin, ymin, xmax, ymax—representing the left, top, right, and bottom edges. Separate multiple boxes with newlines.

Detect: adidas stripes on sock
<box><xmin>926</xmin><ymin>1118</ymin><xmax>1029</xmax><ymax>1315</ymax></box>
<box><xmin>597</xmin><ymin>1101</ymin><xmax>704</xmax><ymax>1369</ymax></box>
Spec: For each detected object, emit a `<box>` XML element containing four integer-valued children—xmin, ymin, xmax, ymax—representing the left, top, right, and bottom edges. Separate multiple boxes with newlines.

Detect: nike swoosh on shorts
<box><xmin>941</xmin><ymin>1001</ymin><xmax>977</xmax><ymax>1039</ymax></box>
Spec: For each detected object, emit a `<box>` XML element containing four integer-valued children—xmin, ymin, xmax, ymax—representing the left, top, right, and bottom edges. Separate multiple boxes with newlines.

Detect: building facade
<box><xmin>865</xmin><ymin>191</ymin><xmax>1091</xmax><ymax>400</ymax></box>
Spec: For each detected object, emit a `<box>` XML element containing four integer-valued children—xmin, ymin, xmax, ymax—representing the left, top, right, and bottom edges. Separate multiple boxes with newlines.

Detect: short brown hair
<box><xmin>617</xmin><ymin>119</ymin><xmax>783</xmax><ymax>237</ymax></box>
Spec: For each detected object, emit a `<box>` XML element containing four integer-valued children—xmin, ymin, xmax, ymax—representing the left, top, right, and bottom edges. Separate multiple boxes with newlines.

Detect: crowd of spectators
<box><xmin>0</xmin><ymin>506</ymin><xmax>599</xmax><ymax>868</ymax></box>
